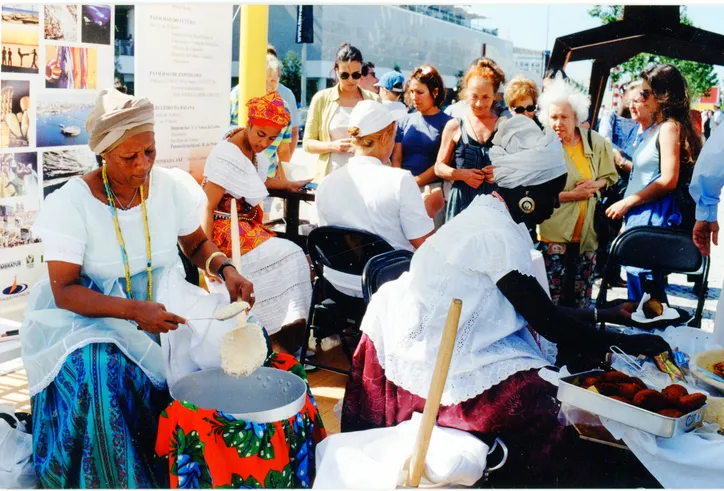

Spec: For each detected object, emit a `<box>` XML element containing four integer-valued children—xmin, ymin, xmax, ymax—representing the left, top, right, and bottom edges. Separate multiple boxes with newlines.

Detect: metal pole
<box><xmin>238</xmin><ymin>5</ymin><xmax>268</xmax><ymax>127</ymax></box>
<box><xmin>301</xmin><ymin>43</ymin><xmax>308</xmax><ymax>107</ymax></box>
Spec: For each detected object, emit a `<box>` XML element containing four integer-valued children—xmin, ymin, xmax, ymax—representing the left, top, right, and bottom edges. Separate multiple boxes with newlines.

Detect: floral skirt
<box><xmin>538</xmin><ymin>241</ymin><xmax>596</xmax><ymax>309</ymax></box>
<box><xmin>31</xmin><ymin>342</ymin><xmax>170</xmax><ymax>488</ymax></box>
<box><xmin>155</xmin><ymin>353</ymin><xmax>326</xmax><ymax>488</ymax></box>
<box><xmin>342</xmin><ymin>335</ymin><xmax>660</xmax><ymax>488</ymax></box>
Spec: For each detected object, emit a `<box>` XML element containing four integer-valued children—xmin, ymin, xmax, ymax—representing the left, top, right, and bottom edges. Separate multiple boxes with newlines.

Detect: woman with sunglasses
<box><xmin>605</xmin><ymin>64</ymin><xmax>702</xmax><ymax>302</ymax></box>
<box><xmin>303</xmin><ymin>42</ymin><xmax>381</xmax><ymax>181</ymax></box>
<box><xmin>434</xmin><ymin>58</ymin><xmax>505</xmax><ymax>221</ymax></box>
<box><xmin>391</xmin><ymin>65</ymin><xmax>451</xmax><ymax>227</ymax></box>
<box><xmin>537</xmin><ymin>77</ymin><xmax>617</xmax><ymax>308</ymax></box>
<box><xmin>504</xmin><ymin>76</ymin><xmax>542</xmax><ymax>128</ymax></box>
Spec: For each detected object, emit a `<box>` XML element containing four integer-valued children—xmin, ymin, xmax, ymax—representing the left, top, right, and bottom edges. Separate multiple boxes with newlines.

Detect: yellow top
<box><xmin>566</xmin><ymin>140</ymin><xmax>592</xmax><ymax>243</ymax></box>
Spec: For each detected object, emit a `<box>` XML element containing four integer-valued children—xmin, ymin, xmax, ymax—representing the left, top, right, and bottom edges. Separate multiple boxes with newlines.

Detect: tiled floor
<box><xmin>0</xmin><ymin>346</ymin><xmax>349</xmax><ymax>434</ymax></box>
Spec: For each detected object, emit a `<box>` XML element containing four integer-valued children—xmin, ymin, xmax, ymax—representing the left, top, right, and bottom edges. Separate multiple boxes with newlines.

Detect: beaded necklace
<box><xmin>101</xmin><ymin>164</ymin><xmax>153</xmax><ymax>301</ymax></box>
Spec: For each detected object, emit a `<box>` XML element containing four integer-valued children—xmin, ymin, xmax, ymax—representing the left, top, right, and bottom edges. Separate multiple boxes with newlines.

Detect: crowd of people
<box><xmin>18</xmin><ymin>37</ymin><xmax>724</xmax><ymax>488</ymax></box>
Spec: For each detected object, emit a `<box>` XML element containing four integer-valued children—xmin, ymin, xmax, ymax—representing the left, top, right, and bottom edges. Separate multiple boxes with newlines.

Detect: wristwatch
<box><xmin>216</xmin><ymin>261</ymin><xmax>236</xmax><ymax>282</ymax></box>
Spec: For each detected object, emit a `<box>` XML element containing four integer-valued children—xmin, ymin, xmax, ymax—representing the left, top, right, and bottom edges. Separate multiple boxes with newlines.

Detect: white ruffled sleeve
<box><xmin>166</xmin><ymin>168</ymin><xmax>207</xmax><ymax>236</ymax></box>
<box><xmin>203</xmin><ymin>141</ymin><xmax>269</xmax><ymax>206</ymax></box>
<box><xmin>31</xmin><ymin>180</ymin><xmax>88</xmax><ymax>265</ymax></box>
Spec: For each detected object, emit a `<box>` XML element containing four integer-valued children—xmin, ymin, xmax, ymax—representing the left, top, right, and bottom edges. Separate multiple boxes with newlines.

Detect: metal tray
<box><xmin>557</xmin><ymin>370</ymin><xmax>706</xmax><ymax>438</ymax></box>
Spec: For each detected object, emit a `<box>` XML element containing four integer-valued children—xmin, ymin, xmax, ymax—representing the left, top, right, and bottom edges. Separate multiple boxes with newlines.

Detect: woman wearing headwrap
<box><xmin>202</xmin><ymin>92</ymin><xmax>313</xmax><ymax>353</ymax></box>
<box><xmin>20</xmin><ymin>88</ymin><xmax>261</xmax><ymax>488</ymax></box>
<box><xmin>342</xmin><ymin>115</ymin><xmax>670</xmax><ymax>487</ymax></box>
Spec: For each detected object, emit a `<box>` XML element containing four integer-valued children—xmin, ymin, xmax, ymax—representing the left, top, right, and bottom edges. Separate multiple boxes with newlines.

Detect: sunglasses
<box><xmin>639</xmin><ymin>89</ymin><xmax>652</xmax><ymax>101</ymax></box>
<box><xmin>339</xmin><ymin>71</ymin><xmax>362</xmax><ymax>80</ymax></box>
<box><xmin>512</xmin><ymin>104</ymin><xmax>537</xmax><ymax>114</ymax></box>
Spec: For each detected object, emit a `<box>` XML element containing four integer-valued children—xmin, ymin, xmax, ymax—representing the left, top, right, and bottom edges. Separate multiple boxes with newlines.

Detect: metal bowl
<box><xmin>170</xmin><ymin>367</ymin><xmax>307</xmax><ymax>423</ymax></box>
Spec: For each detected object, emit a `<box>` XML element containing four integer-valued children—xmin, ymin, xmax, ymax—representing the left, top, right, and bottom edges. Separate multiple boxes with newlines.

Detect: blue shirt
<box><xmin>598</xmin><ymin>110</ymin><xmax>639</xmax><ymax>160</ymax></box>
<box><xmin>395</xmin><ymin>111</ymin><xmax>452</xmax><ymax>177</ymax></box>
<box><xmin>690</xmin><ymin>124</ymin><xmax>724</xmax><ymax>221</ymax></box>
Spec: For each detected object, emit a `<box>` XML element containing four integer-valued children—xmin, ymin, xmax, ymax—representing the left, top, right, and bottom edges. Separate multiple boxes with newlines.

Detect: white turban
<box><xmin>491</xmin><ymin>115</ymin><xmax>567</xmax><ymax>189</ymax></box>
<box><xmin>86</xmin><ymin>88</ymin><xmax>155</xmax><ymax>155</ymax></box>
<box><xmin>348</xmin><ymin>100</ymin><xmax>394</xmax><ymax>137</ymax></box>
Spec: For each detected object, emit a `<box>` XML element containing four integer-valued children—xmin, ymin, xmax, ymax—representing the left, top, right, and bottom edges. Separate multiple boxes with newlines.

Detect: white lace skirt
<box><xmin>210</xmin><ymin>237</ymin><xmax>312</xmax><ymax>335</ymax></box>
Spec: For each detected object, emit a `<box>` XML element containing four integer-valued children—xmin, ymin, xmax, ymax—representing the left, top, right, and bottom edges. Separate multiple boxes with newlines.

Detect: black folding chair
<box><xmin>362</xmin><ymin>250</ymin><xmax>414</xmax><ymax>304</ymax></box>
<box><xmin>597</xmin><ymin>226</ymin><xmax>710</xmax><ymax>328</ymax></box>
<box><xmin>301</xmin><ymin>226</ymin><xmax>394</xmax><ymax>374</ymax></box>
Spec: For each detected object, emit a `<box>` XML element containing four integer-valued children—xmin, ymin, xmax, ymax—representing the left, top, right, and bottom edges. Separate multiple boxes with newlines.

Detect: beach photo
<box><xmin>37</xmin><ymin>91</ymin><xmax>95</xmax><ymax>148</ymax></box>
<box><xmin>81</xmin><ymin>5</ymin><xmax>111</xmax><ymax>45</ymax></box>
<box><xmin>1</xmin><ymin>26</ymin><xmax>40</xmax><ymax>74</ymax></box>
<box><xmin>1</xmin><ymin>152</ymin><xmax>39</xmax><ymax>202</ymax></box>
<box><xmin>1</xmin><ymin>80</ymin><xmax>31</xmax><ymax>149</ymax></box>
<box><xmin>42</xmin><ymin>147</ymin><xmax>97</xmax><ymax>197</ymax></box>
<box><xmin>2</xmin><ymin>4</ymin><xmax>39</xmax><ymax>26</ymax></box>
<box><xmin>45</xmin><ymin>46</ymin><xmax>97</xmax><ymax>89</ymax></box>
<box><xmin>44</xmin><ymin>5</ymin><xmax>79</xmax><ymax>42</ymax></box>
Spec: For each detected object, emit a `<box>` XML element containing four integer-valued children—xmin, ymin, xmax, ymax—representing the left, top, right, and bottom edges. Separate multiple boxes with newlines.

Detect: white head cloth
<box><xmin>348</xmin><ymin>100</ymin><xmax>395</xmax><ymax>136</ymax></box>
<box><xmin>86</xmin><ymin>88</ymin><xmax>155</xmax><ymax>155</ymax></box>
<box><xmin>491</xmin><ymin>115</ymin><xmax>567</xmax><ymax>188</ymax></box>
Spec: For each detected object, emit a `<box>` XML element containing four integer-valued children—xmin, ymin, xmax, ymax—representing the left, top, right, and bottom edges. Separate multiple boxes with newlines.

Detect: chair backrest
<box><xmin>362</xmin><ymin>250</ymin><xmax>414</xmax><ymax>303</ymax></box>
<box><xmin>307</xmin><ymin>226</ymin><xmax>395</xmax><ymax>278</ymax></box>
<box><xmin>609</xmin><ymin>226</ymin><xmax>702</xmax><ymax>274</ymax></box>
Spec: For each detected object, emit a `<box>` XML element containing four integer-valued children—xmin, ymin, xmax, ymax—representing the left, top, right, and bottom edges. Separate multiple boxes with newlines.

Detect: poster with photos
<box><xmin>0</xmin><ymin>3</ymin><xmax>115</xmax><ymax>320</ymax></box>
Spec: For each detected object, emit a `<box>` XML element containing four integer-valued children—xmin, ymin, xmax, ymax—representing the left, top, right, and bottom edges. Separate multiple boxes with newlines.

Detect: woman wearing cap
<box><xmin>21</xmin><ymin>89</ymin><xmax>256</xmax><ymax>487</ymax></box>
<box><xmin>376</xmin><ymin>71</ymin><xmax>408</xmax><ymax>121</ymax></box>
<box><xmin>434</xmin><ymin>58</ymin><xmax>505</xmax><ymax>221</ymax></box>
<box><xmin>537</xmin><ymin>77</ymin><xmax>617</xmax><ymax>308</ymax></box>
<box><xmin>392</xmin><ymin>65</ymin><xmax>451</xmax><ymax>227</ymax></box>
<box><xmin>317</xmin><ymin>100</ymin><xmax>434</xmax><ymax>297</ymax></box>
<box><xmin>202</xmin><ymin>92</ymin><xmax>313</xmax><ymax>353</ymax></box>
<box><xmin>342</xmin><ymin>114</ymin><xmax>669</xmax><ymax>487</ymax></box>
<box><xmin>303</xmin><ymin>43</ymin><xmax>381</xmax><ymax>181</ymax></box>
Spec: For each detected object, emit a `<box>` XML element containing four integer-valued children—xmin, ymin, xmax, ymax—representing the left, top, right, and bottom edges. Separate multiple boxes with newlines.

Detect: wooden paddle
<box><xmin>406</xmin><ymin>298</ymin><xmax>463</xmax><ymax>488</ymax></box>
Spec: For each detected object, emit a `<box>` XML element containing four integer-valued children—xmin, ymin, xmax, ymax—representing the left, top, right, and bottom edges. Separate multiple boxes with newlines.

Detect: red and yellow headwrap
<box><xmin>246</xmin><ymin>92</ymin><xmax>291</xmax><ymax>129</ymax></box>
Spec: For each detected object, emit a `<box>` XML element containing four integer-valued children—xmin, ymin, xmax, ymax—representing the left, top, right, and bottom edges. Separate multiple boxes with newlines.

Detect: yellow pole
<box><xmin>238</xmin><ymin>5</ymin><xmax>268</xmax><ymax>128</ymax></box>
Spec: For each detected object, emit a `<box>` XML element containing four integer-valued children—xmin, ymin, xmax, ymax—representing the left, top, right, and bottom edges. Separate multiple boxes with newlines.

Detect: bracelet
<box><xmin>204</xmin><ymin>251</ymin><xmax>227</xmax><ymax>278</ymax></box>
<box><xmin>217</xmin><ymin>261</ymin><xmax>236</xmax><ymax>282</ymax></box>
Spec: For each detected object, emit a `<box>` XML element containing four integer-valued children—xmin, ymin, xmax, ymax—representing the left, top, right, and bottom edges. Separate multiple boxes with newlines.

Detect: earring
<box><xmin>518</xmin><ymin>192</ymin><xmax>535</xmax><ymax>214</ymax></box>
<box><xmin>102</xmin><ymin>158</ymin><xmax>107</xmax><ymax>165</ymax></box>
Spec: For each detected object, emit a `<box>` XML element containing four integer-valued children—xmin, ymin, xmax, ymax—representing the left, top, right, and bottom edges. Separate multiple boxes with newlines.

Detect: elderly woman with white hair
<box><xmin>342</xmin><ymin>114</ymin><xmax>668</xmax><ymax>487</ymax></box>
<box><xmin>536</xmin><ymin>77</ymin><xmax>617</xmax><ymax>308</ymax></box>
<box><xmin>20</xmin><ymin>89</ymin><xmax>259</xmax><ymax>487</ymax></box>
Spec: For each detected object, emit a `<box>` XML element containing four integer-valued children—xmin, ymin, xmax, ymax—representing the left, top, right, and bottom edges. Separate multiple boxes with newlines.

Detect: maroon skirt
<box><xmin>341</xmin><ymin>335</ymin><xmax>660</xmax><ymax>488</ymax></box>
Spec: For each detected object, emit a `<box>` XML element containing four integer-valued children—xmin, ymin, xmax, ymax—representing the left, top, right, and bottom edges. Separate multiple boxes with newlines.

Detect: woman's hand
<box><xmin>132</xmin><ymin>301</ymin><xmax>187</xmax><ymax>334</ymax></box>
<box><xmin>286</xmin><ymin>179</ymin><xmax>313</xmax><ymax>193</ymax></box>
<box><xmin>461</xmin><ymin>169</ymin><xmax>486</xmax><ymax>189</ymax></box>
<box><xmin>560</xmin><ymin>187</ymin><xmax>595</xmax><ymax>203</ymax></box>
<box><xmin>617</xmin><ymin>333</ymin><xmax>672</xmax><ymax>358</ymax></box>
<box><xmin>482</xmin><ymin>165</ymin><xmax>496</xmax><ymax>184</ymax></box>
<box><xmin>600</xmin><ymin>301</ymin><xmax>638</xmax><ymax>325</ymax></box>
<box><xmin>223</xmin><ymin>267</ymin><xmax>256</xmax><ymax>308</ymax></box>
<box><xmin>605</xmin><ymin>197</ymin><xmax>634</xmax><ymax>220</ymax></box>
<box><xmin>331</xmin><ymin>138</ymin><xmax>354</xmax><ymax>154</ymax></box>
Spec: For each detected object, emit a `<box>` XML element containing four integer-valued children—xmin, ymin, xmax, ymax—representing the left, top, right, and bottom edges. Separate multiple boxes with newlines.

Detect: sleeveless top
<box><xmin>625</xmin><ymin>124</ymin><xmax>661</xmax><ymax>198</ymax></box>
<box><xmin>446</xmin><ymin>116</ymin><xmax>496</xmax><ymax>220</ymax></box>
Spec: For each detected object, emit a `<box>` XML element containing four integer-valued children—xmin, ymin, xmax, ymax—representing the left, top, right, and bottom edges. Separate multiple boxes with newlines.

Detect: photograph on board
<box><xmin>42</xmin><ymin>147</ymin><xmax>97</xmax><ymax>197</ymax></box>
<box><xmin>37</xmin><ymin>91</ymin><xmax>95</xmax><ymax>148</ymax></box>
<box><xmin>81</xmin><ymin>5</ymin><xmax>111</xmax><ymax>45</ymax></box>
<box><xmin>1</xmin><ymin>80</ymin><xmax>31</xmax><ymax>149</ymax></box>
<box><xmin>1</xmin><ymin>26</ymin><xmax>40</xmax><ymax>74</ymax></box>
<box><xmin>45</xmin><ymin>46</ymin><xmax>98</xmax><ymax>89</ymax></box>
<box><xmin>1</xmin><ymin>152</ymin><xmax>39</xmax><ymax>201</ymax></box>
<box><xmin>2</xmin><ymin>4</ymin><xmax>39</xmax><ymax>26</ymax></box>
<box><xmin>44</xmin><ymin>5</ymin><xmax>79</xmax><ymax>42</ymax></box>
<box><xmin>0</xmin><ymin>200</ymin><xmax>40</xmax><ymax>249</ymax></box>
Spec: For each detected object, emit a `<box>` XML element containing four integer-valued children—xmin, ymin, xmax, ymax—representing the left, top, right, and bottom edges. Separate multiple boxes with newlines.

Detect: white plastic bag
<box><xmin>0</xmin><ymin>412</ymin><xmax>36</xmax><ymax>488</ymax></box>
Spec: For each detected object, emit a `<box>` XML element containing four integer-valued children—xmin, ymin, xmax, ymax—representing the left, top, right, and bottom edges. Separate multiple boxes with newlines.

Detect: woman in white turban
<box><xmin>21</xmin><ymin>89</ymin><xmax>255</xmax><ymax>488</ymax></box>
<box><xmin>342</xmin><ymin>115</ymin><xmax>670</xmax><ymax>487</ymax></box>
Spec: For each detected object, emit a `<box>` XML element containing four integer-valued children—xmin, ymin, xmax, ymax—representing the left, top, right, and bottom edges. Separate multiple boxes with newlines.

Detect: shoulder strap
<box><xmin>457</xmin><ymin>117</ymin><xmax>470</xmax><ymax>146</ymax></box>
<box><xmin>586</xmin><ymin>128</ymin><xmax>593</xmax><ymax>150</ymax></box>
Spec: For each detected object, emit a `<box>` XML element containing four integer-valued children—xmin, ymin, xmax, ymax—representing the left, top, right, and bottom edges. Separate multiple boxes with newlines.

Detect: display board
<box><xmin>0</xmin><ymin>4</ymin><xmax>115</xmax><ymax>320</ymax></box>
<box><xmin>134</xmin><ymin>4</ymin><xmax>232</xmax><ymax>179</ymax></box>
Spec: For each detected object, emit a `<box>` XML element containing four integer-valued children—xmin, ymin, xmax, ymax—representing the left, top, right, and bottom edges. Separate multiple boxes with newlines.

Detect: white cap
<box><xmin>348</xmin><ymin>100</ymin><xmax>395</xmax><ymax>137</ymax></box>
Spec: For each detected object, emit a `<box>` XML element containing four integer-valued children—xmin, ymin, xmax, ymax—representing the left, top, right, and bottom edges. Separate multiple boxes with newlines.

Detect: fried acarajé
<box><xmin>583</xmin><ymin>376</ymin><xmax>600</xmax><ymax>387</ymax></box>
<box><xmin>609</xmin><ymin>395</ymin><xmax>632</xmax><ymax>404</ymax></box>
<box><xmin>658</xmin><ymin>408</ymin><xmax>685</xmax><ymax>418</ymax></box>
<box><xmin>662</xmin><ymin>384</ymin><xmax>688</xmax><ymax>404</ymax></box>
<box><xmin>595</xmin><ymin>382</ymin><xmax>621</xmax><ymax>396</ymax></box>
<box><xmin>677</xmin><ymin>393</ymin><xmax>707</xmax><ymax>412</ymax></box>
<box><xmin>633</xmin><ymin>389</ymin><xmax>669</xmax><ymax>412</ymax></box>
<box><xmin>630</xmin><ymin>377</ymin><xmax>647</xmax><ymax>390</ymax></box>
<box><xmin>713</xmin><ymin>361</ymin><xmax>724</xmax><ymax>379</ymax></box>
<box><xmin>617</xmin><ymin>383</ymin><xmax>642</xmax><ymax>400</ymax></box>
<box><xmin>600</xmin><ymin>371</ymin><xmax>633</xmax><ymax>383</ymax></box>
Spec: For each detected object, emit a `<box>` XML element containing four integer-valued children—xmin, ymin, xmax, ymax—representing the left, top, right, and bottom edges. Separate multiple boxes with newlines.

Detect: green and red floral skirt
<box><xmin>155</xmin><ymin>353</ymin><xmax>326</xmax><ymax>488</ymax></box>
